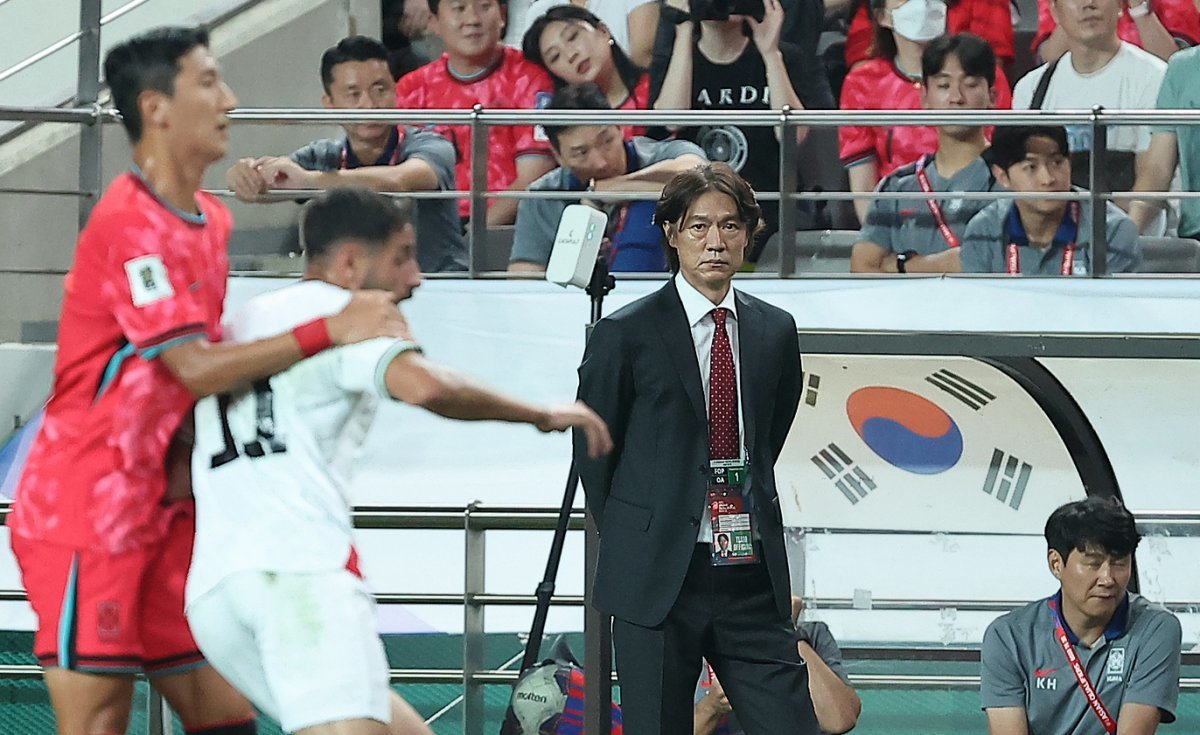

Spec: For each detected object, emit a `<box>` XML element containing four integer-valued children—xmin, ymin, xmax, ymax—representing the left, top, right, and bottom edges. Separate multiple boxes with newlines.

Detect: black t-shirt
<box><xmin>682</xmin><ymin>41</ymin><xmax>819</xmax><ymax>242</ymax></box>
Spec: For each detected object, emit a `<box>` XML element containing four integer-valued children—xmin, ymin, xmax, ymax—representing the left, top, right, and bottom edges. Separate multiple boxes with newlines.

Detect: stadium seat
<box><xmin>756</xmin><ymin>229</ymin><xmax>858</xmax><ymax>273</ymax></box>
<box><xmin>478</xmin><ymin>226</ymin><xmax>516</xmax><ymax>272</ymax></box>
<box><xmin>1137</xmin><ymin>236</ymin><xmax>1200</xmax><ymax>274</ymax></box>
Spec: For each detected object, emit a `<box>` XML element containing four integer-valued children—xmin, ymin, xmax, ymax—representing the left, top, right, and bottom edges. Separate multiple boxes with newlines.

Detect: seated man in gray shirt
<box><xmin>224</xmin><ymin>35</ymin><xmax>467</xmax><ymax>273</ymax></box>
<box><xmin>851</xmin><ymin>33</ymin><xmax>1002</xmax><ymax>275</ymax></box>
<box><xmin>958</xmin><ymin>125</ymin><xmax>1141</xmax><ymax>275</ymax></box>
<box><xmin>508</xmin><ymin>83</ymin><xmax>706</xmax><ymax>273</ymax></box>
<box><xmin>981</xmin><ymin>497</ymin><xmax>1181</xmax><ymax>735</ymax></box>
<box><xmin>695</xmin><ymin>596</ymin><xmax>861</xmax><ymax>735</ymax></box>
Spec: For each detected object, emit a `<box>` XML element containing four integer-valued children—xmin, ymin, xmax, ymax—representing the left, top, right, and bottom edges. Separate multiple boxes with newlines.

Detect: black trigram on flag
<box><xmin>811</xmin><ymin>443</ymin><xmax>876</xmax><ymax>505</ymax></box>
<box><xmin>803</xmin><ymin>373</ymin><xmax>821</xmax><ymax>407</ymax></box>
<box><xmin>983</xmin><ymin>449</ymin><xmax>1032</xmax><ymax>510</ymax></box>
<box><xmin>925</xmin><ymin>369</ymin><xmax>995</xmax><ymax>410</ymax></box>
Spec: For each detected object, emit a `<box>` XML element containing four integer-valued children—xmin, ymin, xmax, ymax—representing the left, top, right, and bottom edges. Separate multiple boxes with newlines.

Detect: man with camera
<box><xmin>649</xmin><ymin>0</ymin><xmax>834</xmax><ymax>258</ymax></box>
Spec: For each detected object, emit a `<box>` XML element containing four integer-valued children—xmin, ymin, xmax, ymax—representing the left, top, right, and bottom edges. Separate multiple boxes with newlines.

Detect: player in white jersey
<box><xmin>185</xmin><ymin>188</ymin><xmax>612</xmax><ymax>735</ymax></box>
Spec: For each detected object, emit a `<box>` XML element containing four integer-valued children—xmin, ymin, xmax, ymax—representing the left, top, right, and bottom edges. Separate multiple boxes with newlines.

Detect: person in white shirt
<box><xmin>185</xmin><ymin>188</ymin><xmax>612</xmax><ymax>735</ymax></box>
<box><xmin>1012</xmin><ymin>0</ymin><xmax>1167</xmax><ymax>207</ymax></box>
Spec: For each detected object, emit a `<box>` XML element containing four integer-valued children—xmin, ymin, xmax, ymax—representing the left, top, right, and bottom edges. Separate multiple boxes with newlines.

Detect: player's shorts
<box><xmin>186</xmin><ymin>567</ymin><xmax>392</xmax><ymax>733</ymax></box>
<box><xmin>11</xmin><ymin>508</ymin><xmax>205</xmax><ymax>675</ymax></box>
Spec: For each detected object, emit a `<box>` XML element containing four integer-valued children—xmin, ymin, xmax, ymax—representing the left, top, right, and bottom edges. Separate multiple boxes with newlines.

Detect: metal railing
<box><xmin>3</xmin><ymin>501</ymin><xmax>1200</xmax><ymax>731</ymax></box>
<box><xmin>4</xmin><ymin>101</ymin><xmax>1200</xmax><ymax>277</ymax></box>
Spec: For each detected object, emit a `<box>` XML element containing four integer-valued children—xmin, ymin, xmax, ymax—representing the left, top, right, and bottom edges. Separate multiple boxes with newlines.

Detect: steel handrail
<box><xmin>0</xmin><ymin>0</ymin><xmax>150</xmax><ymax>83</ymax></box>
<box><xmin>7</xmin><ymin>104</ymin><xmax>1200</xmax><ymax>128</ymax></box>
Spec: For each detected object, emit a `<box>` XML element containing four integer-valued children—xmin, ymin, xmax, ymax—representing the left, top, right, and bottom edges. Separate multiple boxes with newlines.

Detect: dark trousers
<box><xmin>612</xmin><ymin>546</ymin><xmax>820</xmax><ymax>735</ymax></box>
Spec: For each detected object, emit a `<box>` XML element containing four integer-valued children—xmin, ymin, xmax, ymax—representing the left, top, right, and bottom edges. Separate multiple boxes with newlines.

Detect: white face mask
<box><xmin>890</xmin><ymin>0</ymin><xmax>947</xmax><ymax>42</ymax></box>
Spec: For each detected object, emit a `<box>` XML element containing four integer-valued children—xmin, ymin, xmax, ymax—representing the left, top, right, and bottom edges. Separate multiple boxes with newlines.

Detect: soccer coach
<box><xmin>574</xmin><ymin>163</ymin><xmax>819</xmax><ymax>735</ymax></box>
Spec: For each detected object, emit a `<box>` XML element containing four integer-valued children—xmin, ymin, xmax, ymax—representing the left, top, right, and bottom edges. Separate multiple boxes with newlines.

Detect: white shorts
<box><xmin>186</xmin><ymin>568</ymin><xmax>392</xmax><ymax>732</ymax></box>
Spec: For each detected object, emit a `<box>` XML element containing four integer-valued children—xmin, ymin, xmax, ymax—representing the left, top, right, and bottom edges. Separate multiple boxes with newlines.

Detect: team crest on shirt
<box><xmin>124</xmin><ymin>254</ymin><xmax>175</xmax><ymax>307</ymax></box>
<box><xmin>1105</xmin><ymin>647</ymin><xmax>1126</xmax><ymax>682</ymax></box>
<box><xmin>96</xmin><ymin>600</ymin><xmax>122</xmax><ymax>641</ymax></box>
<box><xmin>533</xmin><ymin>91</ymin><xmax>552</xmax><ymax>142</ymax></box>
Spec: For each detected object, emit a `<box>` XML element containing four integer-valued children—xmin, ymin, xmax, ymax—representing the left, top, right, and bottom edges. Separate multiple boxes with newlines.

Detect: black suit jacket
<box><xmin>574</xmin><ymin>281</ymin><xmax>803</xmax><ymax>628</ymax></box>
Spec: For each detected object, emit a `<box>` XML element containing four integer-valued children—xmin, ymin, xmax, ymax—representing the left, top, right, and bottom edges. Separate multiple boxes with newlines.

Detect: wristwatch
<box><xmin>1128</xmin><ymin>0</ymin><xmax>1152</xmax><ymax>17</ymax></box>
<box><xmin>895</xmin><ymin>250</ymin><xmax>917</xmax><ymax>274</ymax></box>
<box><xmin>660</xmin><ymin>4</ymin><xmax>693</xmax><ymax>24</ymax></box>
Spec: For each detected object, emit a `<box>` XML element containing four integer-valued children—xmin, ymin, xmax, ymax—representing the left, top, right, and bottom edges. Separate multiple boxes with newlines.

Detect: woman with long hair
<box><xmin>523</xmin><ymin>5</ymin><xmax>651</xmax><ymax>118</ymax></box>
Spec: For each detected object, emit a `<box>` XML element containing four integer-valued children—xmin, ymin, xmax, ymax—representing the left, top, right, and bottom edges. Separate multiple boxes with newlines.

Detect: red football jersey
<box><xmin>1032</xmin><ymin>0</ymin><xmax>1200</xmax><ymax>56</ymax></box>
<box><xmin>618</xmin><ymin>74</ymin><xmax>651</xmax><ymax>137</ymax></box>
<box><xmin>839</xmin><ymin>57</ymin><xmax>1012</xmax><ymax>179</ymax></box>
<box><xmin>395</xmin><ymin>47</ymin><xmax>554</xmax><ymax>218</ymax></box>
<box><xmin>845</xmin><ymin>0</ymin><xmax>1017</xmax><ymax>68</ymax></box>
<box><xmin>10</xmin><ymin>171</ymin><xmax>230</xmax><ymax>554</ymax></box>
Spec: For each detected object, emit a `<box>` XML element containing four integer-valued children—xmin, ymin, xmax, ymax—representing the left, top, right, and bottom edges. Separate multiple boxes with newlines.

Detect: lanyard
<box><xmin>1005</xmin><ymin>202</ymin><xmax>1080</xmax><ymax>276</ymax></box>
<box><xmin>340</xmin><ymin>127</ymin><xmax>404</xmax><ymax>170</ymax></box>
<box><xmin>915</xmin><ymin>155</ymin><xmax>960</xmax><ymax>249</ymax></box>
<box><xmin>1049</xmin><ymin>599</ymin><xmax>1118</xmax><ymax>734</ymax></box>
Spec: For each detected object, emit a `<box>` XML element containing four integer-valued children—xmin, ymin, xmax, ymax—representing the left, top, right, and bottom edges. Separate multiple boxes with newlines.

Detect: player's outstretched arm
<box><xmin>384</xmin><ymin>351</ymin><xmax>613</xmax><ymax>458</ymax></box>
<box><xmin>160</xmin><ymin>290</ymin><xmax>410</xmax><ymax>398</ymax></box>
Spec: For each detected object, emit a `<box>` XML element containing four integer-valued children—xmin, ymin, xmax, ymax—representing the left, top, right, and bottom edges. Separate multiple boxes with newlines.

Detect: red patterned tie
<box><xmin>708</xmin><ymin>308</ymin><xmax>739</xmax><ymax>460</ymax></box>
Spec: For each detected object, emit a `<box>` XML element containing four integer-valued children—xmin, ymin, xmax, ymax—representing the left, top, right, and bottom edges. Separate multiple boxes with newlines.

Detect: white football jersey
<box><xmin>186</xmin><ymin>280</ymin><xmax>418</xmax><ymax>607</ymax></box>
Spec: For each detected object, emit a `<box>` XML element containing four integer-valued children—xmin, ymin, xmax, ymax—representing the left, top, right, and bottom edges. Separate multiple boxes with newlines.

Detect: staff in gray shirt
<box><xmin>981</xmin><ymin>497</ymin><xmax>1181</xmax><ymax>735</ymax></box>
<box><xmin>224</xmin><ymin>36</ymin><xmax>467</xmax><ymax>273</ymax></box>
<box><xmin>851</xmin><ymin>33</ymin><xmax>1003</xmax><ymax>275</ymax></box>
<box><xmin>958</xmin><ymin>125</ymin><xmax>1141</xmax><ymax>275</ymax></box>
<box><xmin>508</xmin><ymin>83</ymin><xmax>706</xmax><ymax>273</ymax></box>
<box><xmin>694</xmin><ymin>596</ymin><xmax>861</xmax><ymax>735</ymax></box>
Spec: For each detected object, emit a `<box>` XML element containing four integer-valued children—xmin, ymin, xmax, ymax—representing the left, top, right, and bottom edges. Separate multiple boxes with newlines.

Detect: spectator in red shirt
<box><xmin>839</xmin><ymin>0</ymin><xmax>1011</xmax><ymax>222</ymax></box>
<box><xmin>1032</xmin><ymin>0</ymin><xmax>1199</xmax><ymax>63</ymax></box>
<box><xmin>844</xmin><ymin>0</ymin><xmax>1016</xmax><ymax>69</ymax></box>
<box><xmin>522</xmin><ymin>4</ymin><xmax>651</xmax><ymax>130</ymax></box>
<box><xmin>396</xmin><ymin>0</ymin><xmax>557</xmax><ymax>225</ymax></box>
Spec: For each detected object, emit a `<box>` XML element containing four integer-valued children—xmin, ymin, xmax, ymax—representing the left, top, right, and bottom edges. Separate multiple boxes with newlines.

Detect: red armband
<box><xmin>292</xmin><ymin>318</ymin><xmax>333</xmax><ymax>357</ymax></box>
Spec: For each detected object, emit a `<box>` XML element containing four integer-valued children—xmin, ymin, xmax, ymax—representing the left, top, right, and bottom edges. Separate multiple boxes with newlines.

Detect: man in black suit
<box><xmin>574</xmin><ymin>163</ymin><xmax>818</xmax><ymax>735</ymax></box>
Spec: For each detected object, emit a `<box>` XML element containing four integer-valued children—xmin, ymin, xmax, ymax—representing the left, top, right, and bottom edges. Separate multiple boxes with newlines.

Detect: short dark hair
<box><xmin>103</xmin><ymin>26</ymin><xmax>210</xmax><ymax>142</ymax></box>
<box><xmin>522</xmin><ymin>5</ymin><xmax>644</xmax><ymax>93</ymax></box>
<box><xmin>301</xmin><ymin>188</ymin><xmax>415</xmax><ymax>262</ymax></box>
<box><xmin>428</xmin><ymin>0</ymin><xmax>507</xmax><ymax>16</ymax></box>
<box><xmin>543</xmin><ymin>83</ymin><xmax>614</xmax><ymax>149</ymax></box>
<box><xmin>655</xmin><ymin>163</ymin><xmax>763</xmax><ymax>273</ymax></box>
<box><xmin>1045</xmin><ymin>496</ymin><xmax>1141</xmax><ymax>562</ymax></box>
<box><xmin>922</xmin><ymin>33</ymin><xmax>995</xmax><ymax>86</ymax></box>
<box><xmin>987</xmin><ymin>125</ymin><xmax>1070</xmax><ymax>171</ymax></box>
<box><xmin>320</xmin><ymin>36</ymin><xmax>393</xmax><ymax>93</ymax></box>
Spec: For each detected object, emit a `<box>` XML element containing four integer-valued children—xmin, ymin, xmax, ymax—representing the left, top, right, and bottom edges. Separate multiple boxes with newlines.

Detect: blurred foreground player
<box><xmin>8</xmin><ymin>27</ymin><xmax>408</xmax><ymax>735</ymax></box>
<box><xmin>185</xmin><ymin>188</ymin><xmax>612</xmax><ymax>735</ymax></box>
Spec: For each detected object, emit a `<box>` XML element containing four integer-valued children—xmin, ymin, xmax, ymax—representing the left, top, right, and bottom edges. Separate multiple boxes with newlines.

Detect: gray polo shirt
<box><xmin>291</xmin><ymin>126</ymin><xmax>467</xmax><ymax>273</ymax></box>
<box><xmin>960</xmin><ymin>196</ymin><xmax>1142</xmax><ymax>274</ymax></box>
<box><xmin>694</xmin><ymin>621</ymin><xmax>850</xmax><ymax>735</ymax></box>
<box><xmin>859</xmin><ymin>155</ymin><xmax>999</xmax><ymax>256</ymax></box>
<box><xmin>510</xmin><ymin>136</ymin><xmax>705</xmax><ymax>267</ymax></box>
<box><xmin>981</xmin><ymin>593</ymin><xmax>1181</xmax><ymax>734</ymax></box>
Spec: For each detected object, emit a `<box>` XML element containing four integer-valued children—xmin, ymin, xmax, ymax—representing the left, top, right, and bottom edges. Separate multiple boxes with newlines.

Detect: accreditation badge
<box><xmin>708</xmin><ymin>460</ymin><xmax>757</xmax><ymax>566</ymax></box>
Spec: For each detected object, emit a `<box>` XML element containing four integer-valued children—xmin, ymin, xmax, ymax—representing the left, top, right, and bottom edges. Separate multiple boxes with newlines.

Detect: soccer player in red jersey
<box><xmin>8</xmin><ymin>27</ymin><xmax>409</xmax><ymax>735</ymax></box>
<box><xmin>395</xmin><ymin>0</ymin><xmax>557</xmax><ymax>225</ymax></box>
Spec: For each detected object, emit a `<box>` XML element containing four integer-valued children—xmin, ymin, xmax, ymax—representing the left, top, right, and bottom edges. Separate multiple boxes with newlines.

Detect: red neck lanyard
<box><xmin>1049</xmin><ymin>599</ymin><xmax>1117</xmax><ymax>734</ymax></box>
<box><xmin>340</xmin><ymin>127</ymin><xmax>404</xmax><ymax>170</ymax></box>
<box><xmin>915</xmin><ymin>155</ymin><xmax>960</xmax><ymax>249</ymax></box>
<box><xmin>1006</xmin><ymin>202</ymin><xmax>1080</xmax><ymax>276</ymax></box>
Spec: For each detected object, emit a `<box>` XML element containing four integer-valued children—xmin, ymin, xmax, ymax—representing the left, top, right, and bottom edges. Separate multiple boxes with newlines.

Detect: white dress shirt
<box><xmin>673</xmin><ymin>272</ymin><xmax>747</xmax><ymax>543</ymax></box>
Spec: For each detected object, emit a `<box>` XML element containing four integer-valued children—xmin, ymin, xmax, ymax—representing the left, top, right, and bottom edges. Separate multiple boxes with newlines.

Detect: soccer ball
<box><xmin>508</xmin><ymin>663</ymin><xmax>569</xmax><ymax>735</ymax></box>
